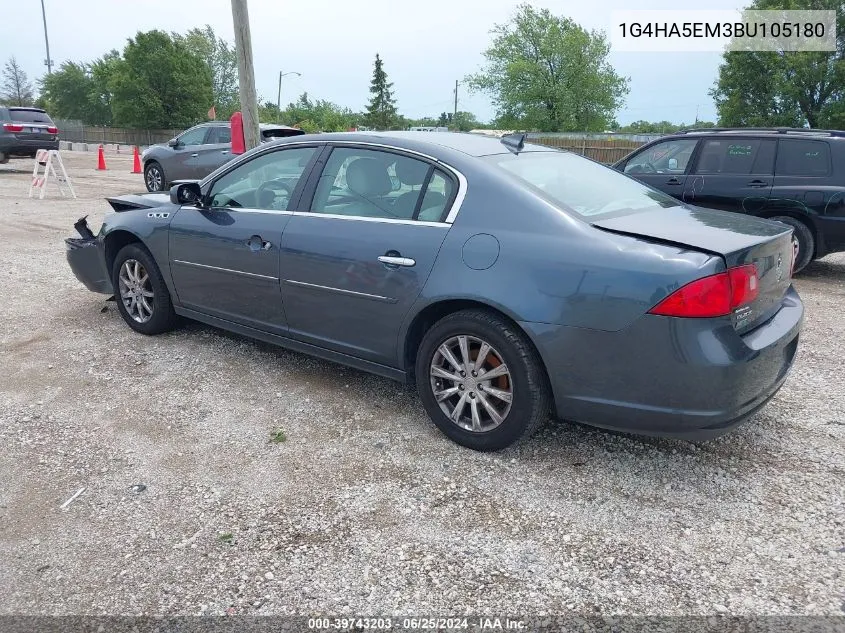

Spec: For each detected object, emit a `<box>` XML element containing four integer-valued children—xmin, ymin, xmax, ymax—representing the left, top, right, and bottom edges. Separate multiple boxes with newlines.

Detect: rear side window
<box><xmin>776</xmin><ymin>139</ymin><xmax>831</xmax><ymax>176</ymax></box>
<box><xmin>693</xmin><ymin>139</ymin><xmax>776</xmax><ymax>175</ymax></box>
<box><xmin>207</xmin><ymin>126</ymin><xmax>231</xmax><ymax>144</ymax></box>
<box><xmin>9</xmin><ymin>109</ymin><xmax>53</xmax><ymax>124</ymax></box>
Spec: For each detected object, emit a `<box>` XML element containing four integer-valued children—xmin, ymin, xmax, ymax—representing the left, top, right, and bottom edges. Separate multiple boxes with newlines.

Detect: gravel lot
<box><xmin>0</xmin><ymin>151</ymin><xmax>843</xmax><ymax>617</ymax></box>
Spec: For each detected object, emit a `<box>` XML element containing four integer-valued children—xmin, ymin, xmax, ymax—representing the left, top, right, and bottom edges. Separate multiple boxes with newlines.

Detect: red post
<box><xmin>230</xmin><ymin>112</ymin><xmax>245</xmax><ymax>155</ymax></box>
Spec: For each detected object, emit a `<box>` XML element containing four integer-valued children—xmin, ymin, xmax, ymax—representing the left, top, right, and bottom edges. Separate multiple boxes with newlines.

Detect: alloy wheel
<box><xmin>118</xmin><ymin>259</ymin><xmax>155</xmax><ymax>323</ymax></box>
<box><xmin>145</xmin><ymin>166</ymin><xmax>163</xmax><ymax>191</ymax></box>
<box><xmin>429</xmin><ymin>335</ymin><xmax>513</xmax><ymax>433</ymax></box>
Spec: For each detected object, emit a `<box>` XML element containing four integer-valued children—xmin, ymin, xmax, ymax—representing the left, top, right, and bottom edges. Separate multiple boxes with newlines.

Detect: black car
<box><xmin>0</xmin><ymin>106</ymin><xmax>59</xmax><ymax>163</ymax></box>
<box><xmin>614</xmin><ymin>127</ymin><xmax>845</xmax><ymax>272</ymax></box>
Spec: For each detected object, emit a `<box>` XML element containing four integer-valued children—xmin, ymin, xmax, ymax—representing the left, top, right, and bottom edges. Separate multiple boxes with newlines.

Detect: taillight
<box><xmin>790</xmin><ymin>239</ymin><xmax>798</xmax><ymax>276</ymax></box>
<box><xmin>649</xmin><ymin>264</ymin><xmax>759</xmax><ymax>318</ymax></box>
<box><xmin>3</xmin><ymin>123</ymin><xmax>23</xmax><ymax>132</ymax></box>
<box><xmin>47</xmin><ymin>126</ymin><xmax>58</xmax><ymax>134</ymax></box>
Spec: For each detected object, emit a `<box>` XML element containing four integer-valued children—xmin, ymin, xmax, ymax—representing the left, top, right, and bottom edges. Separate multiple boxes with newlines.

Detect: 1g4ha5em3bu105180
<box><xmin>65</xmin><ymin>132</ymin><xmax>803</xmax><ymax>451</ymax></box>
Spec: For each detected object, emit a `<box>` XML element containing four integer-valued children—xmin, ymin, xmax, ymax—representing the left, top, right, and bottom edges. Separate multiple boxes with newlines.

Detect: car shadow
<box><xmin>174</xmin><ymin>319</ymin><xmax>790</xmax><ymax>497</ymax></box>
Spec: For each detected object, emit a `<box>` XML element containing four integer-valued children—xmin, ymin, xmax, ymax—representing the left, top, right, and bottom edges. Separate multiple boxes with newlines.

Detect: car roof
<box><xmin>289</xmin><ymin>131</ymin><xmax>556</xmax><ymax>157</ymax></box>
<box><xmin>665</xmin><ymin>127</ymin><xmax>845</xmax><ymax>140</ymax></box>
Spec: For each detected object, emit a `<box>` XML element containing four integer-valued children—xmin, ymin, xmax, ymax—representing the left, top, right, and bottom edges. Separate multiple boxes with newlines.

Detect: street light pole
<box><xmin>277</xmin><ymin>71</ymin><xmax>301</xmax><ymax>118</ymax></box>
<box><xmin>40</xmin><ymin>0</ymin><xmax>52</xmax><ymax>74</ymax></box>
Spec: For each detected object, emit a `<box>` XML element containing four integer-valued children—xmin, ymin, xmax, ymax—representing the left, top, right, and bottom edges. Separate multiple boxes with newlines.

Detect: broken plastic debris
<box><xmin>60</xmin><ymin>487</ymin><xmax>85</xmax><ymax>509</ymax></box>
<box><xmin>129</xmin><ymin>484</ymin><xmax>147</xmax><ymax>494</ymax></box>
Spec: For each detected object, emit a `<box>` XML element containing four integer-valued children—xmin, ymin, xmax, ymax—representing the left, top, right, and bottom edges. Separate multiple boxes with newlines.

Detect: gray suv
<box><xmin>0</xmin><ymin>107</ymin><xmax>59</xmax><ymax>163</ymax></box>
<box><xmin>141</xmin><ymin>122</ymin><xmax>304</xmax><ymax>191</ymax></box>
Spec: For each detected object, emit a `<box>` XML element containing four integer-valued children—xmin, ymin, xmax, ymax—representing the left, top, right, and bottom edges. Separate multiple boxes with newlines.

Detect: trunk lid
<box><xmin>593</xmin><ymin>205</ymin><xmax>795</xmax><ymax>332</ymax></box>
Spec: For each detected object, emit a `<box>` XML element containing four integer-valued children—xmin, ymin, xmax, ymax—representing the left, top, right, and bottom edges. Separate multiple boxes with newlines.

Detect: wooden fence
<box><xmin>528</xmin><ymin>135</ymin><xmax>649</xmax><ymax>164</ymax></box>
<box><xmin>55</xmin><ymin>120</ymin><xmax>181</xmax><ymax>147</ymax></box>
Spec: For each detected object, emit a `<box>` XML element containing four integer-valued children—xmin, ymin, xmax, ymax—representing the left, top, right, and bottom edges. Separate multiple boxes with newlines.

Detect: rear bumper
<box><xmin>523</xmin><ymin>286</ymin><xmax>804</xmax><ymax>440</ymax></box>
<box><xmin>65</xmin><ymin>236</ymin><xmax>112</xmax><ymax>294</ymax></box>
<box><xmin>0</xmin><ymin>138</ymin><xmax>59</xmax><ymax>156</ymax></box>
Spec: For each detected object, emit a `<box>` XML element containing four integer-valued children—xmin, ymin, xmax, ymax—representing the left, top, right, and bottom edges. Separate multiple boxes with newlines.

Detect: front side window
<box><xmin>776</xmin><ymin>139</ymin><xmax>831</xmax><ymax>176</ymax></box>
<box><xmin>624</xmin><ymin>139</ymin><xmax>698</xmax><ymax>175</ymax></box>
<box><xmin>693</xmin><ymin>139</ymin><xmax>776</xmax><ymax>175</ymax></box>
<box><xmin>207</xmin><ymin>147</ymin><xmax>316</xmax><ymax>211</ymax></box>
<box><xmin>310</xmin><ymin>147</ymin><xmax>452</xmax><ymax>221</ymax></box>
<box><xmin>177</xmin><ymin>126</ymin><xmax>208</xmax><ymax>146</ymax></box>
<box><xmin>487</xmin><ymin>151</ymin><xmax>681</xmax><ymax>219</ymax></box>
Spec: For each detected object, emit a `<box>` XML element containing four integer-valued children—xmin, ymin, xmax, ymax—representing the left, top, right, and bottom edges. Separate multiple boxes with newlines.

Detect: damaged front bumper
<box><xmin>65</xmin><ymin>217</ymin><xmax>113</xmax><ymax>294</ymax></box>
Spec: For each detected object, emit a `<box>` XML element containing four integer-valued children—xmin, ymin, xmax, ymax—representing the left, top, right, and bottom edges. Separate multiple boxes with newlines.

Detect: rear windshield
<box><xmin>485</xmin><ymin>151</ymin><xmax>681</xmax><ymax>219</ymax></box>
<box><xmin>9</xmin><ymin>109</ymin><xmax>53</xmax><ymax>124</ymax></box>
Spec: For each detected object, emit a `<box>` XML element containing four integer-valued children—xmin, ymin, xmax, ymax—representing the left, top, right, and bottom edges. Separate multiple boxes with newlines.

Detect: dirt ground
<box><xmin>0</xmin><ymin>151</ymin><xmax>843</xmax><ymax>616</ymax></box>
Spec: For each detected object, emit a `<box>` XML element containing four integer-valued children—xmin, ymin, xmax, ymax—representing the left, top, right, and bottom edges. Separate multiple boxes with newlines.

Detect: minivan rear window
<box><xmin>9</xmin><ymin>109</ymin><xmax>53</xmax><ymax>124</ymax></box>
<box><xmin>485</xmin><ymin>151</ymin><xmax>681</xmax><ymax>218</ymax></box>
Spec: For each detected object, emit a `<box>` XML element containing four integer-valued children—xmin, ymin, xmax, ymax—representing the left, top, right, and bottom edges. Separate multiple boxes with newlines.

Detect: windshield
<box><xmin>485</xmin><ymin>151</ymin><xmax>681</xmax><ymax>219</ymax></box>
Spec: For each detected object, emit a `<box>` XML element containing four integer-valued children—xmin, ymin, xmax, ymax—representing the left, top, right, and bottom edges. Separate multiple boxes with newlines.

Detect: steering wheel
<box><xmin>256</xmin><ymin>180</ymin><xmax>292</xmax><ymax>209</ymax></box>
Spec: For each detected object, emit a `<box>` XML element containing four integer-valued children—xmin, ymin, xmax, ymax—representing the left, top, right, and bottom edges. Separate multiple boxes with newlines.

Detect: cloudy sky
<box><xmin>1</xmin><ymin>0</ymin><xmax>745</xmax><ymax>125</ymax></box>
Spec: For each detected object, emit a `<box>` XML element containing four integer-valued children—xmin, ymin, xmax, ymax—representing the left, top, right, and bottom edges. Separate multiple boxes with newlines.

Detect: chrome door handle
<box><xmin>221</xmin><ymin>150</ymin><xmax>229</xmax><ymax>155</ymax></box>
<box><xmin>378</xmin><ymin>255</ymin><xmax>415</xmax><ymax>267</ymax></box>
<box><xmin>190</xmin><ymin>153</ymin><xmax>198</xmax><ymax>157</ymax></box>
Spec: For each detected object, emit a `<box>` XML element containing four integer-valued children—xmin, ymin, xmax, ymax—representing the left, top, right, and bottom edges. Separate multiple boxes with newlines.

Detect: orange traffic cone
<box><xmin>131</xmin><ymin>146</ymin><xmax>142</xmax><ymax>174</ymax></box>
<box><xmin>96</xmin><ymin>144</ymin><xmax>107</xmax><ymax>170</ymax></box>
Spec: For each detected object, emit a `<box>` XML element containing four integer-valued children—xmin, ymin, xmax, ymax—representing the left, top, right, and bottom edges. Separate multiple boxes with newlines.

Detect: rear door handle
<box><xmin>221</xmin><ymin>150</ymin><xmax>229</xmax><ymax>155</ymax></box>
<box><xmin>190</xmin><ymin>153</ymin><xmax>198</xmax><ymax>158</ymax></box>
<box><xmin>246</xmin><ymin>235</ymin><xmax>272</xmax><ymax>251</ymax></box>
<box><xmin>378</xmin><ymin>255</ymin><xmax>415</xmax><ymax>267</ymax></box>
<box><xmin>665</xmin><ymin>177</ymin><xmax>682</xmax><ymax>185</ymax></box>
<box><xmin>747</xmin><ymin>179</ymin><xmax>769</xmax><ymax>187</ymax></box>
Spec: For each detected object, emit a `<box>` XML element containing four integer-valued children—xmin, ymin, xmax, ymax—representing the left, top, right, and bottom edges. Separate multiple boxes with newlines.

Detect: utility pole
<box><xmin>231</xmin><ymin>0</ymin><xmax>259</xmax><ymax>150</ymax></box>
<box><xmin>277</xmin><ymin>70</ymin><xmax>301</xmax><ymax>119</ymax></box>
<box><xmin>453</xmin><ymin>79</ymin><xmax>458</xmax><ymax>121</ymax></box>
<box><xmin>40</xmin><ymin>0</ymin><xmax>52</xmax><ymax>74</ymax></box>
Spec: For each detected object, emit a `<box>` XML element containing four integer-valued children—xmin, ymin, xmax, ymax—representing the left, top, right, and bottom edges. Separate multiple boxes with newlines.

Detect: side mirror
<box><xmin>170</xmin><ymin>182</ymin><xmax>203</xmax><ymax>206</ymax></box>
<box><xmin>167</xmin><ymin>138</ymin><xmax>179</xmax><ymax>148</ymax></box>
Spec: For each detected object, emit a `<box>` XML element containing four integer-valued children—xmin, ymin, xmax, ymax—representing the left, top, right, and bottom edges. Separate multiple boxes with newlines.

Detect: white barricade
<box><xmin>29</xmin><ymin>149</ymin><xmax>76</xmax><ymax>200</ymax></box>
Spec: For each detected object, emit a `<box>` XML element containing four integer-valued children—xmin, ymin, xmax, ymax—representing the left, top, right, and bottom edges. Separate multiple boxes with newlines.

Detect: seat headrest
<box><xmin>395</xmin><ymin>159</ymin><xmax>428</xmax><ymax>186</ymax></box>
<box><xmin>346</xmin><ymin>158</ymin><xmax>392</xmax><ymax>196</ymax></box>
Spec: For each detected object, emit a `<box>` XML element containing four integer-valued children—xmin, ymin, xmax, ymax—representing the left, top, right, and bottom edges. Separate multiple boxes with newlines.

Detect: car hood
<box><xmin>107</xmin><ymin>192</ymin><xmax>171</xmax><ymax>212</ymax></box>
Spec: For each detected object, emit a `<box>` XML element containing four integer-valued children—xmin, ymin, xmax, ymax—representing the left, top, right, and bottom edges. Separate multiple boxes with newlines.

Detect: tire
<box><xmin>770</xmin><ymin>215</ymin><xmax>814</xmax><ymax>274</ymax></box>
<box><xmin>144</xmin><ymin>161</ymin><xmax>166</xmax><ymax>192</ymax></box>
<box><xmin>415</xmin><ymin>309</ymin><xmax>551</xmax><ymax>451</ymax></box>
<box><xmin>111</xmin><ymin>243</ymin><xmax>176</xmax><ymax>335</ymax></box>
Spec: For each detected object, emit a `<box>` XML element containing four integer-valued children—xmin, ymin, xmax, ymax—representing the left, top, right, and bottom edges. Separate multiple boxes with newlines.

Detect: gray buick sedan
<box><xmin>66</xmin><ymin>132</ymin><xmax>803</xmax><ymax>451</ymax></box>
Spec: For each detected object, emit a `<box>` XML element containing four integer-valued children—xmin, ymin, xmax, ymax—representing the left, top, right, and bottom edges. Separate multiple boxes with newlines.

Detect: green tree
<box><xmin>40</xmin><ymin>53</ymin><xmax>117</xmax><ymax>125</ymax></box>
<box><xmin>712</xmin><ymin>0</ymin><xmax>845</xmax><ymax>128</ymax></box>
<box><xmin>110</xmin><ymin>30</ymin><xmax>213</xmax><ymax>128</ymax></box>
<box><xmin>176</xmin><ymin>25</ymin><xmax>239</xmax><ymax>118</ymax></box>
<box><xmin>466</xmin><ymin>4</ymin><xmax>628</xmax><ymax>132</ymax></box>
<box><xmin>1</xmin><ymin>57</ymin><xmax>34</xmax><ymax>106</ymax></box>
<box><xmin>452</xmin><ymin>111</ymin><xmax>481</xmax><ymax>131</ymax></box>
<box><xmin>365</xmin><ymin>53</ymin><xmax>398</xmax><ymax>130</ymax></box>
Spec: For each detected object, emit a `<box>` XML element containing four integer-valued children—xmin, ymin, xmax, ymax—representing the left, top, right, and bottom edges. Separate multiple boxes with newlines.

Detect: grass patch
<box><xmin>269</xmin><ymin>429</ymin><xmax>287</xmax><ymax>444</ymax></box>
<box><xmin>219</xmin><ymin>532</ymin><xmax>234</xmax><ymax>544</ymax></box>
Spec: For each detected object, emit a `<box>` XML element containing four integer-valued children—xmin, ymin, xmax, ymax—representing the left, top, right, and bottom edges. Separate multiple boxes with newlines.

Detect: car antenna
<box><xmin>501</xmin><ymin>132</ymin><xmax>526</xmax><ymax>154</ymax></box>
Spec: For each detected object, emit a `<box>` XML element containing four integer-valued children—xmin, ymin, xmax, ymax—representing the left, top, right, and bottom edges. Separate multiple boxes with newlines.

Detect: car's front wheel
<box><xmin>111</xmin><ymin>243</ymin><xmax>176</xmax><ymax>335</ymax></box>
<box><xmin>415</xmin><ymin>309</ymin><xmax>551</xmax><ymax>451</ymax></box>
<box><xmin>144</xmin><ymin>161</ymin><xmax>166</xmax><ymax>192</ymax></box>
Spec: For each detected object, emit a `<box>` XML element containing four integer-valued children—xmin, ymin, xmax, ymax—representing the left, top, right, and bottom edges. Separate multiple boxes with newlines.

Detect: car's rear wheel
<box><xmin>111</xmin><ymin>243</ymin><xmax>175</xmax><ymax>335</ymax></box>
<box><xmin>415</xmin><ymin>309</ymin><xmax>551</xmax><ymax>451</ymax></box>
<box><xmin>771</xmin><ymin>215</ymin><xmax>814</xmax><ymax>273</ymax></box>
<box><xmin>144</xmin><ymin>161</ymin><xmax>165</xmax><ymax>192</ymax></box>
